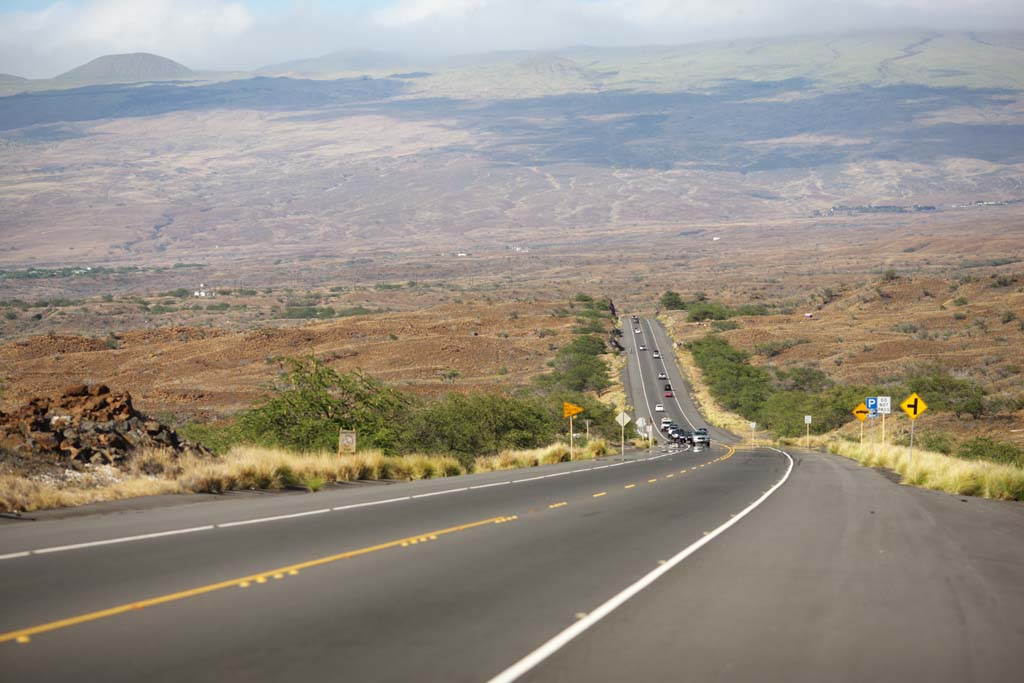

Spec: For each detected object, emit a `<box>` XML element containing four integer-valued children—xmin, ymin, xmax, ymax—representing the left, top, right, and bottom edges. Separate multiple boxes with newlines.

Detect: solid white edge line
<box><xmin>4</xmin><ymin>456</ymin><xmax>645</xmax><ymax>560</ymax></box>
<box><xmin>31</xmin><ymin>525</ymin><xmax>216</xmax><ymax>555</ymax></box>
<box><xmin>484</xmin><ymin>448</ymin><xmax>795</xmax><ymax>683</ymax></box>
<box><xmin>217</xmin><ymin>509</ymin><xmax>330</xmax><ymax>528</ymax></box>
<box><xmin>332</xmin><ymin>496</ymin><xmax>411</xmax><ymax>511</ymax></box>
<box><xmin>412</xmin><ymin>487</ymin><xmax>468</xmax><ymax>499</ymax></box>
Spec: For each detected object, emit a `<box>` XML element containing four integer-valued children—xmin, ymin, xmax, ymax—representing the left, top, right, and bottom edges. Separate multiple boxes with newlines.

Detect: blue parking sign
<box><xmin>866</xmin><ymin>397</ymin><xmax>878</xmax><ymax>415</ymax></box>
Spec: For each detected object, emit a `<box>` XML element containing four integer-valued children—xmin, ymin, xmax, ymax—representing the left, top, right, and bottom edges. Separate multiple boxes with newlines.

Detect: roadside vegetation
<box><xmin>0</xmin><ymin>439</ymin><xmax>611</xmax><ymax>513</ymax></box>
<box><xmin>673</xmin><ymin>329</ymin><xmax>1024</xmax><ymax>500</ymax></box>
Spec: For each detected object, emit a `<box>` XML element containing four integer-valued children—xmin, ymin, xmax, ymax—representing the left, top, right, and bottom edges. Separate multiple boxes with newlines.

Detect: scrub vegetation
<box><xmin>0</xmin><ymin>439</ymin><xmax>611</xmax><ymax>513</ymax></box>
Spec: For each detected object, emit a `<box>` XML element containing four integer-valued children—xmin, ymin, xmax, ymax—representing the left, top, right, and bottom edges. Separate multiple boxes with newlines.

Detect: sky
<box><xmin>1</xmin><ymin>0</ymin><xmax>1022</xmax><ymax>78</ymax></box>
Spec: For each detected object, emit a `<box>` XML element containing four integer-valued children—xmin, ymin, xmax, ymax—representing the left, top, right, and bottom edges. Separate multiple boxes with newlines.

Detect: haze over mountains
<box><xmin>0</xmin><ymin>31</ymin><xmax>1022</xmax><ymax>267</ymax></box>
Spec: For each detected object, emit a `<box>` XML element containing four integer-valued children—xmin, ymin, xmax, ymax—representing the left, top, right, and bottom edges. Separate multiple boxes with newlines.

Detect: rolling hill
<box><xmin>53</xmin><ymin>52</ymin><xmax>194</xmax><ymax>85</ymax></box>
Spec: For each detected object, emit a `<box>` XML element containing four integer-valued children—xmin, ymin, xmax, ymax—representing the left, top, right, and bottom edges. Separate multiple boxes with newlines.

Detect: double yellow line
<box><xmin>0</xmin><ymin>516</ymin><xmax>506</xmax><ymax>645</ymax></box>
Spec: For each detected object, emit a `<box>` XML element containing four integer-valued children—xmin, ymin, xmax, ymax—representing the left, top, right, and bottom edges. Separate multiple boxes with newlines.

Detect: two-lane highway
<box><xmin>3</xmin><ymin>317</ymin><xmax>1023</xmax><ymax>682</ymax></box>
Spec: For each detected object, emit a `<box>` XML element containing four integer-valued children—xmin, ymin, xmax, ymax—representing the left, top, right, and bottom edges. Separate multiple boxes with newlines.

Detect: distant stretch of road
<box><xmin>2</xmin><ymin>317</ymin><xmax>1022</xmax><ymax>682</ymax></box>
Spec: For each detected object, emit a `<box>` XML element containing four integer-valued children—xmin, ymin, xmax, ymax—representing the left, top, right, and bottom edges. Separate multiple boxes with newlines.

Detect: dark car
<box><xmin>664</xmin><ymin>383</ymin><xmax>672</xmax><ymax>391</ymax></box>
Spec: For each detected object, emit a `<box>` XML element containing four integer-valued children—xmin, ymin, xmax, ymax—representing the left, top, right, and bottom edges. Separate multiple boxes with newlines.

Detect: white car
<box><xmin>657</xmin><ymin>371</ymin><xmax>667</xmax><ymax>380</ymax></box>
<box><xmin>655</xmin><ymin>403</ymin><xmax>665</xmax><ymax>412</ymax></box>
<box><xmin>638</xmin><ymin>344</ymin><xmax>647</xmax><ymax>351</ymax></box>
<box><xmin>652</xmin><ymin>350</ymin><xmax>661</xmax><ymax>358</ymax></box>
<box><xmin>634</xmin><ymin>328</ymin><xmax>641</xmax><ymax>334</ymax></box>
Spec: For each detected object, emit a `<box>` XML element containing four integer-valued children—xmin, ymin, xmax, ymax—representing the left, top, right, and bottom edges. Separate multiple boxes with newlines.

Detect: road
<box><xmin>2</xmin><ymin>317</ymin><xmax>1023</xmax><ymax>682</ymax></box>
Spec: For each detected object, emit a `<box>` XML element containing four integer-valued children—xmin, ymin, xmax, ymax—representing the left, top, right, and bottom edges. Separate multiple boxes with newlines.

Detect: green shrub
<box><xmin>957</xmin><ymin>437</ymin><xmax>1024</xmax><ymax>468</ymax></box>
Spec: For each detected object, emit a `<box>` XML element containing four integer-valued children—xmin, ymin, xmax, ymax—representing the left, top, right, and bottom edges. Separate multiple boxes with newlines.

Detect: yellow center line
<box><xmin>624</xmin><ymin>484</ymin><xmax>636</xmax><ymax>489</ymax></box>
<box><xmin>592</xmin><ymin>492</ymin><xmax>607</xmax><ymax>498</ymax></box>
<box><xmin>549</xmin><ymin>501</ymin><xmax>568</xmax><ymax>509</ymax></box>
<box><xmin>648</xmin><ymin>479</ymin><xmax>658</xmax><ymax>483</ymax></box>
<box><xmin>0</xmin><ymin>515</ymin><xmax>506</xmax><ymax>645</ymax></box>
<box><xmin>665</xmin><ymin>474</ymin><xmax>674</xmax><ymax>478</ymax></box>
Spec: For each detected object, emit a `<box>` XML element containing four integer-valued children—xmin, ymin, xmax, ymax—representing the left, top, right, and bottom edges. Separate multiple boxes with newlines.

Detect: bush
<box><xmin>660</xmin><ymin>291</ymin><xmax>686</xmax><ymax>310</ymax></box>
<box><xmin>237</xmin><ymin>357</ymin><xmax>411</xmax><ymax>453</ymax></box>
<box><xmin>711</xmin><ymin>320</ymin><xmax>739</xmax><ymax>332</ymax></box>
<box><xmin>957</xmin><ymin>437</ymin><xmax>1024</xmax><ymax>468</ymax></box>
<box><xmin>405</xmin><ymin>393</ymin><xmax>556</xmax><ymax>468</ymax></box>
<box><xmin>904</xmin><ymin>364</ymin><xmax>987</xmax><ymax>418</ymax></box>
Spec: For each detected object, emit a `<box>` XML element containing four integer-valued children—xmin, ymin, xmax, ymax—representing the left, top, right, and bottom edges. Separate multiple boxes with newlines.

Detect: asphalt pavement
<box><xmin>1</xmin><ymin>316</ymin><xmax>1022</xmax><ymax>682</ymax></box>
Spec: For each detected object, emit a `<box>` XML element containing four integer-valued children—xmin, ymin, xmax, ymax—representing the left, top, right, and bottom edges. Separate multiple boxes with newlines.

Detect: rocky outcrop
<box><xmin>0</xmin><ymin>384</ymin><xmax>211</xmax><ymax>467</ymax></box>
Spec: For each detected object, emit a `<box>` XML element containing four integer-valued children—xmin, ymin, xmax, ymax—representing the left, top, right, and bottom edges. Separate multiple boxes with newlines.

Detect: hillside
<box><xmin>53</xmin><ymin>52</ymin><xmax>194</xmax><ymax>85</ymax></box>
<box><xmin>258</xmin><ymin>49</ymin><xmax>409</xmax><ymax>76</ymax></box>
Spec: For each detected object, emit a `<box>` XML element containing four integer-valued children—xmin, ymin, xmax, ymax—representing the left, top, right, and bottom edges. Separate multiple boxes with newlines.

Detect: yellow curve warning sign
<box><xmin>900</xmin><ymin>393</ymin><xmax>928</xmax><ymax>420</ymax></box>
<box><xmin>563</xmin><ymin>402</ymin><xmax>584</xmax><ymax>419</ymax></box>
<box><xmin>852</xmin><ymin>402</ymin><xmax>870</xmax><ymax>422</ymax></box>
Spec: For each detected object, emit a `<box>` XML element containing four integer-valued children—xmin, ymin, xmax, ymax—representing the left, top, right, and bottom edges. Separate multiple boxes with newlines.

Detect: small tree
<box><xmin>660</xmin><ymin>291</ymin><xmax>686</xmax><ymax>310</ymax></box>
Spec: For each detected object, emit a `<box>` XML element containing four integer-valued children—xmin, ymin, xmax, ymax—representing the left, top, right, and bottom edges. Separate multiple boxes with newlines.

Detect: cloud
<box><xmin>1</xmin><ymin>0</ymin><xmax>1021</xmax><ymax>78</ymax></box>
<box><xmin>0</xmin><ymin>0</ymin><xmax>254</xmax><ymax>77</ymax></box>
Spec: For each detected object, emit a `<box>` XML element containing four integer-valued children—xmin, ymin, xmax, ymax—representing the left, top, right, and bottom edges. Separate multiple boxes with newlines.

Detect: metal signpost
<box><xmin>615</xmin><ymin>411</ymin><xmax>631</xmax><ymax>457</ymax></box>
<box><xmin>866</xmin><ymin>397</ymin><xmax>878</xmax><ymax>455</ymax></box>
<box><xmin>563</xmin><ymin>402</ymin><xmax>584</xmax><ymax>460</ymax></box>
<box><xmin>899</xmin><ymin>393</ymin><xmax>928</xmax><ymax>468</ymax></box>
<box><xmin>750</xmin><ymin>421</ymin><xmax>756</xmax><ymax>446</ymax></box>
<box><xmin>852</xmin><ymin>402</ymin><xmax>869</xmax><ymax>445</ymax></box>
<box><xmin>877</xmin><ymin>396</ymin><xmax>892</xmax><ymax>444</ymax></box>
<box><xmin>804</xmin><ymin>415</ymin><xmax>812</xmax><ymax>449</ymax></box>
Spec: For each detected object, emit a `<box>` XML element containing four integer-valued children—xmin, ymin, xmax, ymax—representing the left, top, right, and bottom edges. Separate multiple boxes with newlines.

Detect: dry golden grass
<box><xmin>824</xmin><ymin>438</ymin><xmax>1024</xmax><ymax>501</ymax></box>
<box><xmin>0</xmin><ymin>472</ymin><xmax>182</xmax><ymax>513</ymax></box>
<box><xmin>0</xmin><ymin>439</ymin><xmax>616</xmax><ymax>513</ymax></box>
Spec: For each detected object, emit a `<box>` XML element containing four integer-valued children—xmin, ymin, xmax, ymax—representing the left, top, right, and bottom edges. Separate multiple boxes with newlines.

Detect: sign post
<box><xmin>804</xmin><ymin>415</ymin><xmax>812</xmax><ymax>449</ymax></box>
<box><xmin>615</xmin><ymin>411</ymin><xmax>631</xmax><ymax>457</ymax></box>
<box><xmin>852</xmin><ymin>402</ymin><xmax>869</xmax><ymax>445</ymax></box>
<box><xmin>899</xmin><ymin>393</ymin><xmax>928</xmax><ymax>468</ymax></box>
<box><xmin>866</xmin><ymin>397</ymin><xmax>878</xmax><ymax>456</ymax></box>
<box><xmin>750</xmin><ymin>421</ymin><xmax>756</xmax><ymax>446</ymax></box>
<box><xmin>563</xmin><ymin>402</ymin><xmax>584</xmax><ymax>460</ymax></box>
<box><xmin>877</xmin><ymin>396</ymin><xmax>892</xmax><ymax>444</ymax></box>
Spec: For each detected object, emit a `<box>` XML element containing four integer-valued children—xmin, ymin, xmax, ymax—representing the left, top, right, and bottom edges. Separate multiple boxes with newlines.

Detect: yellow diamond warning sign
<box><xmin>900</xmin><ymin>393</ymin><xmax>928</xmax><ymax>420</ymax></box>
<box><xmin>852</xmin><ymin>402</ymin><xmax>870</xmax><ymax>422</ymax></box>
<box><xmin>563</xmin><ymin>402</ymin><xmax>584</xmax><ymax>419</ymax></box>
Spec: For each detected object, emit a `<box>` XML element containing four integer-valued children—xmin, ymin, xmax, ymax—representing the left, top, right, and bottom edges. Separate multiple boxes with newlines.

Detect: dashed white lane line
<box><xmin>218</xmin><ymin>509</ymin><xmax>330</xmax><ymax>528</ymax></box>
<box><xmin>1</xmin><ymin>453</ymin><xmax>676</xmax><ymax>561</ymax></box>
<box><xmin>412</xmin><ymin>487</ymin><xmax>469</xmax><ymax>499</ymax></box>
<box><xmin>484</xmin><ymin>449</ymin><xmax>796</xmax><ymax>683</ymax></box>
<box><xmin>30</xmin><ymin>525</ymin><xmax>216</xmax><ymax>555</ymax></box>
<box><xmin>332</xmin><ymin>496</ymin><xmax>412</xmax><ymax>511</ymax></box>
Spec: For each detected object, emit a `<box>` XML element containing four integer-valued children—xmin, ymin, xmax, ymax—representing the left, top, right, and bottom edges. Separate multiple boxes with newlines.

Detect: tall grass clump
<box><xmin>826</xmin><ymin>440</ymin><xmax>1024</xmax><ymax>501</ymax></box>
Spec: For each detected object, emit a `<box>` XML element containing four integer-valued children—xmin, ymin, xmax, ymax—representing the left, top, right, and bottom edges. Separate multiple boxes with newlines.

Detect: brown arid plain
<box><xmin>1</xmin><ymin>32</ymin><xmax>1023</xmax><ymax>509</ymax></box>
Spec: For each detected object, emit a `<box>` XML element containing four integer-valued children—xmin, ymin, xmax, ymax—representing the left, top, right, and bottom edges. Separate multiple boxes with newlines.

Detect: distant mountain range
<box><xmin>257</xmin><ymin>49</ymin><xmax>410</xmax><ymax>76</ymax></box>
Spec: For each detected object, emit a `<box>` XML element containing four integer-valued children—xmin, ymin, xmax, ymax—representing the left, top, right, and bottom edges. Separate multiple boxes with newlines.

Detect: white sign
<box><xmin>750</xmin><ymin>422</ymin><xmax>757</xmax><ymax>430</ymax></box>
<box><xmin>615</xmin><ymin>411</ymin><xmax>632</xmax><ymax>427</ymax></box>
<box><xmin>804</xmin><ymin>415</ymin><xmax>812</xmax><ymax>425</ymax></box>
<box><xmin>877</xmin><ymin>396</ymin><xmax>892</xmax><ymax>414</ymax></box>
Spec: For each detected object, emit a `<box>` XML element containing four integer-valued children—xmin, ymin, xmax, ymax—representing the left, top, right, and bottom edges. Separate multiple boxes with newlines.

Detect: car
<box><xmin>652</xmin><ymin>350</ymin><xmax>661</xmax><ymax>358</ymax></box>
<box><xmin>638</xmin><ymin>344</ymin><xmax>647</xmax><ymax>351</ymax></box>
<box><xmin>660</xmin><ymin>417</ymin><xmax>673</xmax><ymax>428</ymax></box>
<box><xmin>664</xmin><ymin>390</ymin><xmax>673</xmax><ymax>397</ymax></box>
<box><xmin>634</xmin><ymin>328</ymin><xmax>641</xmax><ymax>334</ymax></box>
<box><xmin>663</xmin><ymin>383</ymin><xmax>672</xmax><ymax>391</ymax></box>
<box><xmin>657</xmin><ymin>371</ymin><xmax>667</xmax><ymax>380</ymax></box>
<box><xmin>654</xmin><ymin>403</ymin><xmax>664</xmax><ymax>412</ymax></box>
